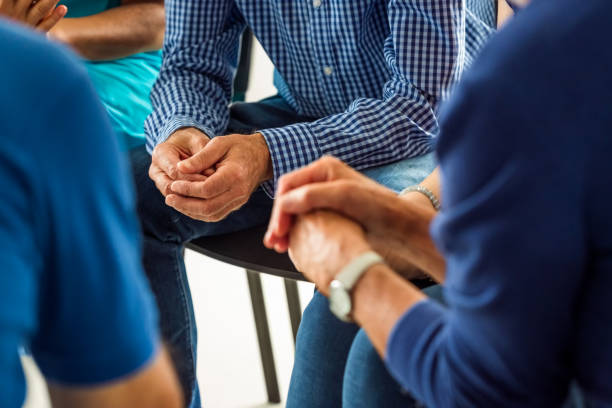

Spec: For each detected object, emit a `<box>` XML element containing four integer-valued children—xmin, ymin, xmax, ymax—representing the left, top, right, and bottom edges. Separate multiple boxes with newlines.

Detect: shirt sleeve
<box><xmin>384</xmin><ymin>50</ymin><xmax>587</xmax><ymax>407</ymax></box>
<box><xmin>259</xmin><ymin>0</ymin><xmax>467</xmax><ymax>196</ymax></box>
<box><xmin>144</xmin><ymin>0</ymin><xmax>246</xmax><ymax>152</ymax></box>
<box><xmin>29</xmin><ymin>59</ymin><xmax>160</xmax><ymax>386</ymax></box>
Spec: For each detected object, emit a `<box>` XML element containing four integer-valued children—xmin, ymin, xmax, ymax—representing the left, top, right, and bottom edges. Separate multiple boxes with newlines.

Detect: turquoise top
<box><xmin>60</xmin><ymin>0</ymin><xmax>162</xmax><ymax>150</ymax></box>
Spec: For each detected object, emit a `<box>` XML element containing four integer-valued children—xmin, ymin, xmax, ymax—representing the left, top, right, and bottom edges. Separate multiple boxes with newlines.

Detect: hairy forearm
<box><xmin>49</xmin><ymin>3</ymin><xmax>164</xmax><ymax>61</ymax></box>
<box><xmin>352</xmin><ymin>264</ymin><xmax>425</xmax><ymax>357</ymax></box>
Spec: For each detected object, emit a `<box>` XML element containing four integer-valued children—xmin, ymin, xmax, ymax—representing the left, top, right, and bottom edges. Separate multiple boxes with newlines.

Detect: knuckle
<box><xmin>320</xmin><ymin>155</ymin><xmax>339</xmax><ymax>166</ymax></box>
<box><xmin>300</xmin><ymin>188</ymin><xmax>314</xmax><ymax>206</ymax></box>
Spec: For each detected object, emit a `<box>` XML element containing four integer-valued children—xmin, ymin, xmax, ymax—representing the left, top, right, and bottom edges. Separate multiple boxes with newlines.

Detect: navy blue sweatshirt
<box><xmin>385</xmin><ymin>0</ymin><xmax>612</xmax><ymax>406</ymax></box>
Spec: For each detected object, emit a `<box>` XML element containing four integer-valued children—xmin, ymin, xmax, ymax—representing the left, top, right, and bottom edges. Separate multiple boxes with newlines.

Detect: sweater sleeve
<box><xmin>384</xmin><ymin>38</ymin><xmax>587</xmax><ymax>407</ymax></box>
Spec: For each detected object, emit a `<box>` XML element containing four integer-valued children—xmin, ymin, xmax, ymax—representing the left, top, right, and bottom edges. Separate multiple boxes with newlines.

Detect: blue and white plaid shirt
<box><xmin>145</xmin><ymin>0</ymin><xmax>496</xmax><ymax>195</ymax></box>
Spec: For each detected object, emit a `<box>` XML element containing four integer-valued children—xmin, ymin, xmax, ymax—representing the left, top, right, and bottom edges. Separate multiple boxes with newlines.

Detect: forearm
<box><xmin>49</xmin><ymin>3</ymin><xmax>164</xmax><ymax>61</ymax></box>
<box><xmin>144</xmin><ymin>0</ymin><xmax>245</xmax><ymax>151</ymax></box>
<box><xmin>381</xmin><ymin>169</ymin><xmax>445</xmax><ymax>282</ymax></box>
<box><xmin>351</xmin><ymin>264</ymin><xmax>425</xmax><ymax>357</ymax></box>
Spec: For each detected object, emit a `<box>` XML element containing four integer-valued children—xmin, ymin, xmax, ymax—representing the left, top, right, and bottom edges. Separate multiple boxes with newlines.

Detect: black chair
<box><xmin>187</xmin><ymin>225</ymin><xmax>304</xmax><ymax>404</ymax></box>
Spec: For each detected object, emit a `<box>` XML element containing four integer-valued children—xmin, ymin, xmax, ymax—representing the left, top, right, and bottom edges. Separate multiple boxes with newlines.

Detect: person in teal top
<box><xmin>48</xmin><ymin>0</ymin><xmax>164</xmax><ymax>150</ymax></box>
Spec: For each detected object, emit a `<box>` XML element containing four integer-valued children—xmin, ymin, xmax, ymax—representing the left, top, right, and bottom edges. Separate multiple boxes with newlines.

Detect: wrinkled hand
<box><xmin>165</xmin><ymin>133</ymin><xmax>272</xmax><ymax>222</ymax></box>
<box><xmin>0</xmin><ymin>0</ymin><xmax>67</xmax><ymax>32</ymax></box>
<box><xmin>264</xmin><ymin>156</ymin><xmax>380</xmax><ymax>250</ymax></box>
<box><xmin>149</xmin><ymin>127</ymin><xmax>211</xmax><ymax>198</ymax></box>
<box><xmin>264</xmin><ymin>156</ymin><xmax>436</xmax><ymax>278</ymax></box>
<box><xmin>288</xmin><ymin>211</ymin><xmax>371</xmax><ymax>295</ymax></box>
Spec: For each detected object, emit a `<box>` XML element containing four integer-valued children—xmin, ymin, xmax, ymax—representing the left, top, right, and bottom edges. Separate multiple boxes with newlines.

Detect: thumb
<box><xmin>178</xmin><ymin>138</ymin><xmax>227</xmax><ymax>174</ymax></box>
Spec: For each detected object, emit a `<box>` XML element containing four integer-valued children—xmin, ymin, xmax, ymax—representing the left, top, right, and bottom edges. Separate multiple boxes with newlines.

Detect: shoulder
<box><xmin>438</xmin><ymin>0</ymin><xmax>611</xmax><ymax>158</ymax></box>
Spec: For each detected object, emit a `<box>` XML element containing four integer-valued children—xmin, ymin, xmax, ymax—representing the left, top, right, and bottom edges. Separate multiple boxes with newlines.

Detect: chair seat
<box><xmin>186</xmin><ymin>224</ymin><xmax>305</xmax><ymax>281</ymax></box>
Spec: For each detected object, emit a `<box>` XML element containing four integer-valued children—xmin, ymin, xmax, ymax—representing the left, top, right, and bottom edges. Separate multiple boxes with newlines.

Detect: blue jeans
<box><xmin>288</xmin><ymin>285</ymin><xmax>442</xmax><ymax>408</ymax></box>
<box><xmin>129</xmin><ymin>96</ymin><xmax>436</xmax><ymax>407</ymax></box>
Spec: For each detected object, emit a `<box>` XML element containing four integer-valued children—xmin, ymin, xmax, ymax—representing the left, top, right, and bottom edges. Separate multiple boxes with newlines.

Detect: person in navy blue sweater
<box><xmin>265</xmin><ymin>0</ymin><xmax>612</xmax><ymax>406</ymax></box>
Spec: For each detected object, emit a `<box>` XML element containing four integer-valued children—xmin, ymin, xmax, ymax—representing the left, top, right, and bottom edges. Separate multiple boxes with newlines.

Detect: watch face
<box><xmin>329</xmin><ymin>280</ymin><xmax>352</xmax><ymax>321</ymax></box>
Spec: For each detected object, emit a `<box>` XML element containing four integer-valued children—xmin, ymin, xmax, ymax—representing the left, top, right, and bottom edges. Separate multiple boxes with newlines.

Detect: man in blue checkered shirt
<box><xmin>130</xmin><ymin>1</ymin><xmax>496</xmax><ymax>406</ymax></box>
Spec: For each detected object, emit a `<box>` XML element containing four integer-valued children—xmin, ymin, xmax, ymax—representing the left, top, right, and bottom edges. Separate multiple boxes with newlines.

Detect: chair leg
<box><xmin>284</xmin><ymin>279</ymin><xmax>302</xmax><ymax>345</ymax></box>
<box><xmin>246</xmin><ymin>270</ymin><xmax>281</xmax><ymax>403</ymax></box>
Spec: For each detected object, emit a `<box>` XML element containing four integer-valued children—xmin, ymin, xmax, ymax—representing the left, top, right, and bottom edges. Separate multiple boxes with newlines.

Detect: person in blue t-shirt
<box><xmin>0</xmin><ymin>20</ymin><xmax>182</xmax><ymax>408</ymax></box>
<box><xmin>265</xmin><ymin>0</ymin><xmax>612</xmax><ymax>406</ymax></box>
<box><xmin>48</xmin><ymin>0</ymin><xmax>164</xmax><ymax>150</ymax></box>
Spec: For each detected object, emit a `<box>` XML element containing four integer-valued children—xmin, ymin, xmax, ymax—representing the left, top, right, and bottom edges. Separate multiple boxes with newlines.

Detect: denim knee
<box><xmin>287</xmin><ymin>291</ymin><xmax>359</xmax><ymax>408</ymax></box>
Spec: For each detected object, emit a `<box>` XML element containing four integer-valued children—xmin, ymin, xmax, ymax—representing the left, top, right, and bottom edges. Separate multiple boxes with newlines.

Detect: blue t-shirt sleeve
<box><xmin>27</xmin><ymin>52</ymin><xmax>160</xmax><ymax>385</ymax></box>
<box><xmin>384</xmin><ymin>28</ymin><xmax>587</xmax><ymax>407</ymax></box>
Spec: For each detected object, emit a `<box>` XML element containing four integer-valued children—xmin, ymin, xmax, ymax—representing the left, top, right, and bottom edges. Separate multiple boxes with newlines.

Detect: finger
<box><xmin>268</xmin><ymin>181</ymin><xmax>351</xmax><ymax>242</ymax></box>
<box><xmin>276</xmin><ymin>161</ymin><xmax>330</xmax><ymax>196</ymax></box>
<box><xmin>187</xmin><ymin>165</ymin><xmax>234</xmax><ymax>200</ymax></box>
<box><xmin>152</xmin><ymin>145</ymin><xmax>181</xmax><ymax>179</ymax></box>
<box><xmin>14</xmin><ymin>0</ymin><xmax>32</xmax><ymax>16</ymax></box>
<box><xmin>264</xmin><ymin>200</ymin><xmax>294</xmax><ymax>248</ymax></box>
<box><xmin>174</xmin><ymin>172</ymin><xmax>209</xmax><ymax>182</ymax></box>
<box><xmin>169</xmin><ymin>179</ymin><xmax>229</xmax><ymax>200</ymax></box>
<box><xmin>36</xmin><ymin>4</ymin><xmax>66</xmax><ymax>32</ymax></box>
<box><xmin>179</xmin><ymin>195</ymin><xmax>245</xmax><ymax>222</ymax></box>
<box><xmin>277</xmin><ymin>181</ymin><xmax>356</xmax><ymax>217</ymax></box>
<box><xmin>165</xmin><ymin>190</ymin><xmax>244</xmax><ymax>220</ymax></box>
<box><xmin>149</xmin><ymin>163</ymin><xmax>173</xmax><ymax>196</ymax></box>
<box><xmin>27</xmin><ymin>0</ymin><xmax>58</xmax><ymax>25</ymax></box>
<box><xmin>273</xmin><ymin>236</ymin><xmax>289</xmax><ymax>253</ymax></box>
<box><xmin>206</xmin><ymin>196</ymin><xmax>248</xmax><ymax>222</ymax></box>
<box><xmin>177</xmin><ymin>137</ymin><xmax>227</xmax><ymax>174</ymax></box>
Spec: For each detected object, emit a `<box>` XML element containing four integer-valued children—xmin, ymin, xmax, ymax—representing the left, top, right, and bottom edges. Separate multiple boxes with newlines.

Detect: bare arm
<box><xmin>48</xmin><ymin>0</ymin><xmax>164</xmax><ymax>61</ymax></box>
<box><xmin>352</xmin><ymin>264</ymin><xmax>424</xmax><ymax>357</ymax></box>
<box><xmin>47</xmin><ymin>347</ymin><xmax>183</xmax><ymax>408</ymax></box>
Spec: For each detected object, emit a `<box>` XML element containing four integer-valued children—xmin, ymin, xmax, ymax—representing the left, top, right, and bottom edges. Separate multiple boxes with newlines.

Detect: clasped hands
<box><xmin>149</xmin><ymin>127</ymin><xmax>273</xmax><ymax>222</ymax></box>
<box><xmin>263</xmin><ymin>157</ymin><xmax>438</xmax><ymax>294</ymax></box>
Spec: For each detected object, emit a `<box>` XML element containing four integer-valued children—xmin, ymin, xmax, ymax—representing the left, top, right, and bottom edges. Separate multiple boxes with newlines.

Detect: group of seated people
<box><xmin>1</xmin><ymin>0</ymin><xmax>610</xmax><ymax>406</ymax></box>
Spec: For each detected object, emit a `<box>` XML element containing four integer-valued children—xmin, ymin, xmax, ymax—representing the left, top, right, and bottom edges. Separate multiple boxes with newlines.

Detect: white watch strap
<box><xmin>335</xmin><ymin>251</ymin><xmax>384</xmax><ymax>290</ymax></box>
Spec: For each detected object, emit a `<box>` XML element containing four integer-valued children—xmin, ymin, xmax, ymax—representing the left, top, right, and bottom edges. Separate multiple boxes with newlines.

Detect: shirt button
<box><xmin>313</xmin><ymin>0</ymin><xmax>321</xmax><ymax>8</ymax></box>
<box><xmin>323</xmin><ymin>66</ymin><xmax>333</xmax><ymax>76</ymax></box>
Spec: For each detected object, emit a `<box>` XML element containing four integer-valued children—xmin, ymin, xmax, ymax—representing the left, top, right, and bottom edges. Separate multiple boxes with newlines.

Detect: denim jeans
<box><xmin>288</xmin><ymin>286</ymin><xmax>442</xmax><ymax>408</ymax></box>
<box><xmin>129</xmin><ymin>96</ymin><xmax>436</xmax><ymax>407</ymax></box>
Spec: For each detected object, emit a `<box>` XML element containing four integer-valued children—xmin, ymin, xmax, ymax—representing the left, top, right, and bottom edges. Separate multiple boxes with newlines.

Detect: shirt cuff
<box><xmin>145</xmin><ymin>115</ymin><xmax>216</xmax><ymax>154</ymax></box>
<box><xmin>385</xmin><ymin>299</ymin><xmax>446</xmax><ymax>392</ymax></box>
<box><xmin>260</xmin><ymin>123</ymin><xmax>322</xmax><ymax>197</ymax></box>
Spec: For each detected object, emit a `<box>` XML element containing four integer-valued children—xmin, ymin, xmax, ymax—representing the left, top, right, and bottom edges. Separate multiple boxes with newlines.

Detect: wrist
<box><xmin>47</xmin><ymin>20</ymin><xmax>70</xmax><ymax>44</ymax></box>
<box><xmin>352</xmin><ymin>264</ymin><xmax>425</xmax><ymax>326</ymax></box>
<box><xmin>252</xmin><ymin>133</ymin><xmax>273</xmax><ymax>182</ymax></box>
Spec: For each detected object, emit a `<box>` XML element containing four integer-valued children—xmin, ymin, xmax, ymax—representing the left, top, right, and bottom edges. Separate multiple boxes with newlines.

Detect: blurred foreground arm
<box><xmin>48</xmin><ymin>348</ymin><xmax>183</xmax><ymax>408</ymax></box>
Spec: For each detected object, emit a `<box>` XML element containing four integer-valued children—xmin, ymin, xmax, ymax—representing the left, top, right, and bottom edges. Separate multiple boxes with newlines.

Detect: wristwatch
<box><xmin>329</xmin><ymin>251</ymin><xmax>384</xmax><ymax>322</ymax></box>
